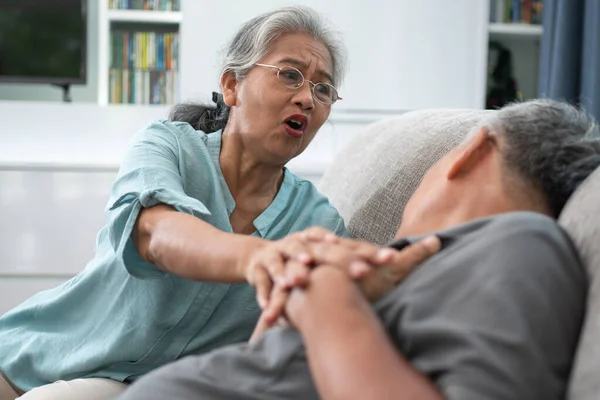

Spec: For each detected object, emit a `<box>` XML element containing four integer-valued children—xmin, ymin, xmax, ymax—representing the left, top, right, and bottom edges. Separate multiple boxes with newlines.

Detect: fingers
<box><xmin>261</xmin><ymin>249</ymin><xmax>287</xmax><ymax>285</ymax></box>
<box><xmin>252</xmin><ymin>245</ymin><xmax>300</xmax><ymax>308</ymax></box>
<box><xmin>307</xmin><ymin>240</ymin><xmax>378</xmax><ymax>278</ymax></box>
<box><xmin>249</xmin><ymin>313</ymin><xmax>270</xmax><ymax>344</ymax></box>
<box><xmin>387</xmin><ymin>236</ymin><xmax>441</xmax><ymax>283</ymax></box>
<box><xmin>349</xmin><ymin>259</ymin><xmax>372</xmax><ymax>279</ymax></box>
<box><xmin>283</xmin><ymin>259</ymin><xmax>311</xmax><ymax>288</ymax></box>
<box><xmin>248</xmin><ymin>234</ymin><xmax>321</xmax><ymax>309</ymax></box>
<box><xmin>301</xmin><ymin>227</ymin><xmax>338</xmax><ymax>243</ymax></box>
<box><xmin>253</xmin><ymin>266</ymin><xmax>273</xmax><ymax>309</ymax></box>
<box><xmin>260</xmin><ymin>259</ymin><xmax>308</xmax><ymax>326</ymax></box>
<box><xmin>262</xmin><ymin>283</ymin><xmax>289</xmax><ymax>325</ymax></box>
<box><xmin>281</xmin><ymin>236</ymin><xmax>312</xmax><ymax>264</ymax></box>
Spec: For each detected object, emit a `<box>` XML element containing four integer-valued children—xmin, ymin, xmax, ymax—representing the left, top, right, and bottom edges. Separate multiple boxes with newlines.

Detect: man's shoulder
<box><xmin>394</xmin><ymin>211</ymin><xmax>583</xmax><ymax>290</ymax></box>
<box><xmin>451</xmin><ymin>211</ymin><xmax>573</xmax><ymax>253</ymax></box>
<box><xmin>433</xmin><ymin>211</ymin><xmax>584</xmax><ymax>292</ymax></box>
<box><xmin>485</xmin><ymin>211</ymin><xmax>561</xmax><ymax>234</ymax></box>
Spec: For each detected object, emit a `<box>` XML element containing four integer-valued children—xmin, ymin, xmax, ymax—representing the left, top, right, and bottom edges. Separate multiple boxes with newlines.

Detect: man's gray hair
<box><xmin>488</xmin><ymin>99</ymin><xmax>600</xmax><ymax>217</ymax></box>
<box><xmin>169</xmin><ymin>6</ymin><xmax>347</xmax><ymax>133</ymax></box>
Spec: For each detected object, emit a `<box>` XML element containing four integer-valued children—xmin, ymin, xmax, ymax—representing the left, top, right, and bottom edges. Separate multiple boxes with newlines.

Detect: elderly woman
<box><xmin>0</xmin><ymin>6</ymin><xmax>392</xmax><ymax>400</ymax></box>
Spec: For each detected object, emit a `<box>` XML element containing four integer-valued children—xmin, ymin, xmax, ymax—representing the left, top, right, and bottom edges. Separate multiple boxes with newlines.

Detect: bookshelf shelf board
<box><xmin>107</xmin><ymin>10</ymin><xmax>182</xmax><ymax>24</ymax></box>
<box><xmin>489</xmin><ymin>23</ymin><xmax>543</xmax><ymax>38</ymax></box>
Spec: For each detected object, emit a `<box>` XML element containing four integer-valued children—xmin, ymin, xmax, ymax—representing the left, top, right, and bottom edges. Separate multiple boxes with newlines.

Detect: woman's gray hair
<box><xmin>169</xmin><ymin>5</ymin><xmax>347</xmax><ymax>133</ymax></box>
<box><xmin>488</xmin><ymin>99</ymin><xmax>600</xmax><ymax>217</ymax></box>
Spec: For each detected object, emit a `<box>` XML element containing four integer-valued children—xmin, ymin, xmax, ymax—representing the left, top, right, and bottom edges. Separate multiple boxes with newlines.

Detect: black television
<box><xmin>0</xmin><ymin>0</ymin><xmax>87</xmax><ymax>85</ymax></box>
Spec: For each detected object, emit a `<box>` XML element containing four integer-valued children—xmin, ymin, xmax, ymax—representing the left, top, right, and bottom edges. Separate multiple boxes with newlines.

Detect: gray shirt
<box><xmin>117</xmin><ymin>212</ymin><xmax>586</xmax><ymax>400</ymax></box>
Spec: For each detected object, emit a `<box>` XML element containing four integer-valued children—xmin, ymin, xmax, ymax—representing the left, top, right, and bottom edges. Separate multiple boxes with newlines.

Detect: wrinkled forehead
<box><xmin>265</xmin><ymin>32</ymin><xmax>334</xmax><ymax>82</ymax></box>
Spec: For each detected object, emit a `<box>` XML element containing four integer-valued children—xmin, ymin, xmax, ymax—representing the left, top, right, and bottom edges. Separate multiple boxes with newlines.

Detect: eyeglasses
<box><xmin>255</xmin><ymin>63</ymin><xmax>342</xmax><ymax>105</ymax></box>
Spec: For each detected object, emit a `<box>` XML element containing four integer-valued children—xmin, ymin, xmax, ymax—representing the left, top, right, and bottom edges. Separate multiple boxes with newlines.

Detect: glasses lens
<box><xmin>314</xmin><ymin>83</ymin><xmax>337</xmax><ymax>104</ymax></box>
<box><xmin>278</xmin><ymin>67</ymin><xmax>303</xmax><ymax>89</ymax></box>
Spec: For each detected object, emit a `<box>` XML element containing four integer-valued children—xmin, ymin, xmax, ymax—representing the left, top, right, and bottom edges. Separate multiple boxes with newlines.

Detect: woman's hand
<box><xmin>243</xmin><ymin>227</ymin><xmax>389</xmax><ymax>320</ymax></box>
<box><xmin>244</xmin><ymin>228</ymin><xmax>342</xmax><ymax>309</ymax></box>
<box><xmin>251</xmin><ymin>235</ymin><xmax>441</xmax><ymax>339</ymax></box>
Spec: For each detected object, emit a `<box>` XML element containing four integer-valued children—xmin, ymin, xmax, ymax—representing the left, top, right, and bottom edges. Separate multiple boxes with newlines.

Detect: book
<box><xmin>109</xmin><ymin>30</ymin><xmax>179</xmax><ymax>104</ymax></box>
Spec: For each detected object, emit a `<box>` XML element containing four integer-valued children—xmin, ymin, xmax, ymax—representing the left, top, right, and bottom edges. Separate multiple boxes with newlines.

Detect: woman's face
<box><xmin>222</xmin><ymin>32</ymin><xmax>335</xmax><ymax>165</ymax></box>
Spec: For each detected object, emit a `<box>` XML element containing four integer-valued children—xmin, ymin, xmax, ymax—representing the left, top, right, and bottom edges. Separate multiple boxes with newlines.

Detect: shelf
<box><xmin>489</xmin><ymin>23</ymin><xmax>543</xmax><ymax>38</ymax></box>
<box><xmin>107</xmin><ymin>10</ymin><xmax>182</xmax><ymax>24</ymax></box>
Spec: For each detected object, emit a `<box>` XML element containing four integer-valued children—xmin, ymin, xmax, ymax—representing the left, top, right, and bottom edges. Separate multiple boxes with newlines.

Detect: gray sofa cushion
<box><xmin>319</xmin><ymin>109</ymin><xmax>493</xmax><ymax>245</ymax></box>
<box><xmin>559</xmin><ymin>167</ymin><xmax>600</xmax><ymax>400</ymax></box>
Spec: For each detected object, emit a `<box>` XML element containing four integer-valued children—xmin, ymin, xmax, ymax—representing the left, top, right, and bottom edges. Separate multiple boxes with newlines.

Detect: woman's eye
<box><xmin>281</xmin><ymin>70</ymin><xmax>301</xmax><ymax>82</ymax></box>
<box><xmin>316</xmin><ymin>84</ymin><xmax>332</xmax><ymax>96</ymax></box>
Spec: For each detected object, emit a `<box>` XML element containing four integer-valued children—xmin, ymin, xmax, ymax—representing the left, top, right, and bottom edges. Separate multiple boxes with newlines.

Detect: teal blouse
<box><xmin>0</xmin><ymin>120</ymin><xmax>346</xmax><ymax>391</ymax></box>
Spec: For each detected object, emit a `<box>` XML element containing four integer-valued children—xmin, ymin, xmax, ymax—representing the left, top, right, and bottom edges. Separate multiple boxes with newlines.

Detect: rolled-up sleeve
<box><xmin>106</xmin><ymin>121</ymin><xmax>211</xmax><ymax>279</ymax></box>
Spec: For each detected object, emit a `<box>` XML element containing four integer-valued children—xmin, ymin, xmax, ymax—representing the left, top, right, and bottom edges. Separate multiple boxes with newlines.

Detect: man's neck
<box><xmin>397</xmin><ymin>194</ymin><xmax>538</xmax><ymax>239</ymax></box>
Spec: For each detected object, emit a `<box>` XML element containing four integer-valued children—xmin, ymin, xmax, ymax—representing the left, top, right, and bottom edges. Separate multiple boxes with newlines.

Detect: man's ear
<box><xmin>220</xmin><ymin>71</ymin><xmax>237</xmax><ymax>107</ymax></box>
<box><xmin>447</xmin><ymin>126</ymin><xmax>493</xmax><ymax>180</ymax></box>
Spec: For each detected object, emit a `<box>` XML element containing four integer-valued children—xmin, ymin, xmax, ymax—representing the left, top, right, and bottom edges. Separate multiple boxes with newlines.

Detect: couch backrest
<box><xmin>319</xmin><ymin>109</ymin><xmax>493</xmax><ymax>245</ymax></box>
<box><xmin>559</xmin><ymin>167</ymin><xmax>600</xmax><ymax>400</ymax></box>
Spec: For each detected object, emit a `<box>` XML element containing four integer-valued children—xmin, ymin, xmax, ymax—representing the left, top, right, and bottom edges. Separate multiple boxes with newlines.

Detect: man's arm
<box><xmin>286</xmin><ymin>266</ymin><xmax>443</xmax><ymax>400</ymax></box>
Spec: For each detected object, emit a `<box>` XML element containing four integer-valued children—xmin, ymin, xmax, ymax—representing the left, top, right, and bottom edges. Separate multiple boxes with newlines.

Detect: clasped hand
<box><xmin>244</xmin><ymin>228</ymin><xmax>441</xmax><ymax>339</ymax></box>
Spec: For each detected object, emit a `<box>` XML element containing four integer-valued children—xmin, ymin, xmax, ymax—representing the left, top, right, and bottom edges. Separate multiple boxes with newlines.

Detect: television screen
<box><xmin>0</xmin><ymin>0</ymin><xmax>86</xmax><ymax>84</ymax></box>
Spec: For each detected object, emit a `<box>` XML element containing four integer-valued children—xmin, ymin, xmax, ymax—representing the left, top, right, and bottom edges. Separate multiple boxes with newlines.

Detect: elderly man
<box><xmin>117</xmin><ymin>100</ymin><xmax>600</xmax><ymax>400</ymax></box>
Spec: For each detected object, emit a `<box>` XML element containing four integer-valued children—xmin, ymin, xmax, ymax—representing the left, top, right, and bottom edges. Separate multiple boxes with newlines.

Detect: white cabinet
<box><xmin>0</xmin><ymin>168</ymin><xmax>116</xmax><ymax>313</ymax></box>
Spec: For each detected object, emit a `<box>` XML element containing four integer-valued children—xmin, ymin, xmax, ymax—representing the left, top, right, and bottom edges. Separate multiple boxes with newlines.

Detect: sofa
<box><xmin>318</xmin><ymin>108</ymin><xmax>600</xmax><ymax>400</ymax></box>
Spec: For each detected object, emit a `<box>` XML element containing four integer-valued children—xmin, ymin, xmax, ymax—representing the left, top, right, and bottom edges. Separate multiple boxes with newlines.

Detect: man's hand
<box><xmin>358</xmin><ymin>236</ymin><xmax>440</xmax><ymax>302</ymax></box>
<box><xmin>250</xmin><ymin>236</ymin><xmax>441</xmax><ymax>341</ymax></box>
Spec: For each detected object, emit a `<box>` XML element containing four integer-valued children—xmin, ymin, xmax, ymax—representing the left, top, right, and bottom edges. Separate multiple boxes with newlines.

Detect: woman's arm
<box><xmin>134</xmin><ymin>204</ymin><xmax>265</xmax><ymax>282</ymax></box>
<box><xmin>286</xmin><ymin>267</ymin><xmax>443</xmax><ymax>400</ymax></box>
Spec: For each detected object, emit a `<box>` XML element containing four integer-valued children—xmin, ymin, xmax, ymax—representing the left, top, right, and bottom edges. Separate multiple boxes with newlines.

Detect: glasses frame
<box><xmin>255</xmin><ymin>63</ymin><xmax>342</xmax><ymax>105</ymax></box>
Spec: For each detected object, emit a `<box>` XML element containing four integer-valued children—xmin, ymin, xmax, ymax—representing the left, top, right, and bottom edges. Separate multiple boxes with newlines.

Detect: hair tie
<box><xmin>212</xmin><ymin>92</ymin><xmax>224</xmax><ymax>107</ymax></box>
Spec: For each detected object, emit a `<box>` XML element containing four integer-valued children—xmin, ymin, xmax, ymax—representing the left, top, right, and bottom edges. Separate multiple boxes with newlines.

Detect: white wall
<box><xmin>180</xmin><ymin>0</ymin><xmax>489</xmax><ymax>111</ymax></box>
<box><xmin>0</xmin><ymin>0</ymin><xmax>100</xmax><ymax>103</ymax></box>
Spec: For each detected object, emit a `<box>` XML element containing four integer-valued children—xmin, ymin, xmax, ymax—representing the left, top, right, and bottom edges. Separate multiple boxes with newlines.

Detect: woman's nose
<box><xmin>293</xmin><ymin>82</ymin><xmax>315</xmax><ymax>111</ymax></box>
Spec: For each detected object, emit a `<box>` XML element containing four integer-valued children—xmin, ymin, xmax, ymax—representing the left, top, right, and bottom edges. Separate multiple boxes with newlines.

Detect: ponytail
<box><xmin>168</xmin><ymin>92</ymin><xmax>230</xmax><ymax>133</ymax></box>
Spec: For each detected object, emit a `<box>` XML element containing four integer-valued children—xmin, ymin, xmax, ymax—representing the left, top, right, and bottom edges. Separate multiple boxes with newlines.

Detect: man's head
<box><xmin>398</xmin><ymin>99</ymin><xmax>600</xmax><ymax>238</ymax></box>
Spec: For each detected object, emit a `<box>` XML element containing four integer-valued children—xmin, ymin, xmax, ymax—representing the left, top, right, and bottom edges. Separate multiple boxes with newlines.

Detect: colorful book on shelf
<box><xmin>109</xmin><ymin>0</ymin><xmax>180</xmax><ymax>12</ymax></box>
<box><xmin>109</xmin><ymin>30</ymin><xmax>179</xmax><ymax>104</ymax></box>
<box><xmin>489</xmin><ymin>0</ymin><xmax>543</xmax><ymax>25</ymax></box>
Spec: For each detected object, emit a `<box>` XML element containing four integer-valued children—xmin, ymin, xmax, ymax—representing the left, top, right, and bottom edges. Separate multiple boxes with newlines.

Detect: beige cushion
<box><xmin>320</xmin><ymin>109</ymin><xmax>494</xmax><ymax>245</ymax></box>
<box><xmin>559</xmin><ymin>167</ymin><xmax>600</xmax><ymax>400</ymax></box>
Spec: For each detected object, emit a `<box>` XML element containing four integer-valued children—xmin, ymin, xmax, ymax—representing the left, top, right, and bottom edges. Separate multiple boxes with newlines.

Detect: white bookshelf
<box><xmin>107</xmin><ymin>10</ymin><xmax>183</xmax><ymax>24</ymax></box>
<box><xmin>486</xmin><ymin>0</ymin><xmax>544</xmax><ymax>104</ymax></box>
<box><xmin>489</xmin><ymin>23</ymin><xmax>543</xmax><ymax>38</ymax></box>
<box><xmin>97</xmin><ymin>0</ymin><xmax>182</xmax><ymax>106</ymax></box>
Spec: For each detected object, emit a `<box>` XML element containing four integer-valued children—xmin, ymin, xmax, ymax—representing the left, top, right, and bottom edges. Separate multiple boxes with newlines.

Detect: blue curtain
<box><xmin>538</xmin><ymin>0</ymin><xmax>600</xmax><ymax>121</ymax></box>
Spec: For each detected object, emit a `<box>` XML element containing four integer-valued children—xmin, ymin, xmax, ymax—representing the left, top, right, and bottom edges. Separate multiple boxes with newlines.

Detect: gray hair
<box><xmin>488</xmin><ymin>99</ymin><xmax>600</xmax><ymax>217</ymax></box>
<box><xmin>169</xmin><ymin>5</ymin><xmax>347</xmax><ymax>133</ymax></box>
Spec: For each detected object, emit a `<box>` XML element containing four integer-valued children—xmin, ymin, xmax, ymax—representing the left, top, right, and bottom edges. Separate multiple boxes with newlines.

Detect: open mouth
<box><xmin>286</xmin><ymin>119</ymin><xmax>303</xmax><ymax>130</ymax></box>
<box><xmin>283</xmin><ymin>114</ymin><xmax>308</xmax><ymax>135</ymax></box>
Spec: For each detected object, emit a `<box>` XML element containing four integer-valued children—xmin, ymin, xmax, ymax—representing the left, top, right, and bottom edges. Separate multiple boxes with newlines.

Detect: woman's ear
<box><xmin>220</xmin><ymin>71</ymin><xmax>237</xmax><ymax>107</ymax></box>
